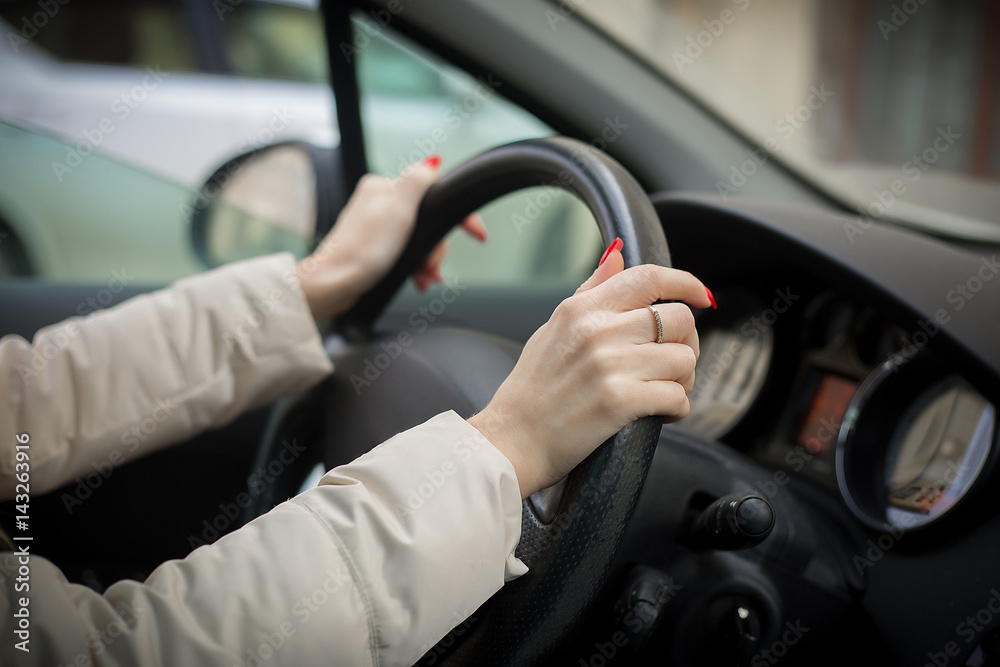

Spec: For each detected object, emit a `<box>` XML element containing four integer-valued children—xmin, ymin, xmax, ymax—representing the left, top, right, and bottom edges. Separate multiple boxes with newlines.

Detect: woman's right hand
<box><xmin>467</xmin><ymin>240</ymin><xmax>712</xmax><ymax>498</ymax></box>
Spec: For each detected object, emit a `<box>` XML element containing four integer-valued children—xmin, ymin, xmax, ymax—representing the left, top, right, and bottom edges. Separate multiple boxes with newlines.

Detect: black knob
<box><xmin>688</xmin><ymin>493</ymin><xmax>775</xmax><ymax>550</ymax></box>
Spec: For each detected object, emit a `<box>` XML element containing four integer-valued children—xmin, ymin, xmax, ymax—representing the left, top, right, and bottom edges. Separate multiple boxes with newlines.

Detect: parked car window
<box><xmin>221</xmin><ymin>1</ymin><xmax>329</xmax><ymax>83</ymax></box>
<box><xmin>0</xmin><ymin>121</ymin><xmax>203</xmax><ymax>281</ymax></box>
<box><xmin>354</xmin><ymin>18</ymin><xmax>604</xmax><ymax>288</ymax></box>
<box><xmin>0</xmin><ymin>0</ymin><xmax>198</xmax><ymax>72</ymax></box>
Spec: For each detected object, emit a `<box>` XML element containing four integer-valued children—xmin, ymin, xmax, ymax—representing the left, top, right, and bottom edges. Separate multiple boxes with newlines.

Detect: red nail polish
<box><xmin>423</xmin><ymin>154</ymin><xmax>442</xmax><ymax>168</ymax></box>
<box><xmin>706</xmin><ymin>287</ymin><xmax>717</xmax><ymax>310</ymax></box>
<box><xmin>599</xmin><ymin>237</ymin><xmax>623</xmax><ymax>266</ymax></box>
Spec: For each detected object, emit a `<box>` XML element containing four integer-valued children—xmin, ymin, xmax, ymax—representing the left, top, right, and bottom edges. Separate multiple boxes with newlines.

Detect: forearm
<box><xmin>0</xmin><ymin>253</ymin><xmax>333</xmax><ymax>499</ymax></box>
<box><xmin>0</xmin><ymin>411</ymin><xmax>525</xmax><ymax>666</ymax></box>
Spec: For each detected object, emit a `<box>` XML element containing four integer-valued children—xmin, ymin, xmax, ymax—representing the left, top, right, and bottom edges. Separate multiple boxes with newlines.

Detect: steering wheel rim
<box><xmin>336</xmin><ymin>137</ymin><xmax>673</xmax><ymax>666</ymax></box>
<box><xmin>337</xmin><ymin>137</ymin><xmax>671</xmax><ymax>337</ymax></box>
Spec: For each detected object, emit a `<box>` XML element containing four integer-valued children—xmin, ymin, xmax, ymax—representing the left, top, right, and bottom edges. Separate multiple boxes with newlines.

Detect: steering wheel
<box><xmin>250</xmin><ymin>137</ymin><xmax>672</xmax><ymax>666</ymax></box>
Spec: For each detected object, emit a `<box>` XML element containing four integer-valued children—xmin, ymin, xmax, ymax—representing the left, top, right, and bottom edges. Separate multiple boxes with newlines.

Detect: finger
<box><xmin>414</xmin><ymin>267</ymin><xmax>431</xmax><ymax>292</ymax></box>
<box><xmin>613</xmin><ymin>303</ymin><xmax>700</xmax><ymax>357</ymax></box>
<box><xmin>587</xmin><ymin>264</ymin><xmax>713</xmax><ymax>312</ymax></box>
<box><xmin>460</xmin><ymin>213</ymin><xmax>488</xmax><ymax>243</ymax></box>
<box><xmin>626</xmin><ymin>379</ymin><xmax>691</xmax><ymax>422</ymax></box>
<box><xmin>414</xmin><ymin>264</ymin><xmax>443</xmax><ymax>287</ymax></box>
<box><xmin>576</xmin><ymin>238</ymin><xmax>625</xmax><ymax>294</ymax></box>
<box><xmin>421</xmin><ymin>239</ymin><xmax>448</xmax><ymax>272</ymax></box>
<box><xmin>623</xmin><ymin>342</ymin><xmax>698</xmax><ymax>393</ymax></box>
<box><xmin>412</xmin><ymin>241</ymin><xmax>446</xmax><ymax>289</ymax></box>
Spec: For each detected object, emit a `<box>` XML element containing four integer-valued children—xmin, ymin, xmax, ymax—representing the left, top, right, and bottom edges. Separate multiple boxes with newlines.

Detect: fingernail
<box><xmin>423</xmin><ymin>154</ymin><xmax>442</xmax><ymax>168</ymax></box>
<box><xmin>706</xmin><ymin>287</ymin><xmax>717</xmax><ymax>310</ymax></box>
<box><xmin>599</xmin><ymin>237</ymin><xmax>623</xmax><ymax>266</ymax></box>
<box><xmin>428</xmin><ymin>266</ymin><xmax>444</xmax><ymax>283</ymax></box>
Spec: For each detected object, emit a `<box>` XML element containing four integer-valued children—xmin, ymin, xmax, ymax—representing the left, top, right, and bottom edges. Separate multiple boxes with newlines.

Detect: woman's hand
<box><xmin>468</xmin><ymin>241</ymin><xmax>713</xmax><ymax>498</ymax></box>
<box><xmin>295</xmin><ymin>156</ymin><xmax>487</xmax><ymax>320</ymax></box>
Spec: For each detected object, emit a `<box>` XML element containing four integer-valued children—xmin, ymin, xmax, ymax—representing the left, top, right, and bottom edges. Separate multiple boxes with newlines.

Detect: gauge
<box><xmin>678</xmin><ymin>292</ymin><xmax>774</xmax><ymax>439</ymax></box>
<box><xmin>883</xmin><ymin>377</ymin><xmax>994</xmax><ymax>526</ymax></box>
<box><xmin>836</xmin><ymin>350</ymin><xmax>997</xmax><ymax>531</ymax></box>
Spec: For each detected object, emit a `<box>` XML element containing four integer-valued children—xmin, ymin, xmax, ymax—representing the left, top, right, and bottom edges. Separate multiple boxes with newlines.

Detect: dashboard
<box><xmin>623</xmin><ymin>193</ymin><xmax>1000</xmax><ymax>665</ymax></box>
<box><xmin>649</xmin><ymin>193</ymin><xmax>1000</xmax><ymax>540</ymax></box>
<box><xmin>680</xmin><ymin>283</ymin><xmax>997</xmax><ymax>533</ymax></box>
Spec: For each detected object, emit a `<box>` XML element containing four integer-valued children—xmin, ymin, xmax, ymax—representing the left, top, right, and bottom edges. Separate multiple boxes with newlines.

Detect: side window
<box><xmin>354</xmin><ymin>19</ymin><xmax>603</xmax><ymax>288</ymax></box>
<box><xmin>0</xmin><ymin>0</ymin><xmax>333</xmax><ymax>283</ymax></box>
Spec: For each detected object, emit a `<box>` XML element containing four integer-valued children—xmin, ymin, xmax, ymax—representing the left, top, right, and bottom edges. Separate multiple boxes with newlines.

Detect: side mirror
<box><xmin>189</xmin><ymin>142</ymin><xmax>344</xmax><ymax>267</ymax></box>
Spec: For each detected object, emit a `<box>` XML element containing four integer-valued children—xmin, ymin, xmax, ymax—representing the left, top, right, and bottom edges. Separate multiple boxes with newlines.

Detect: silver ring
<box><xmin>646</xmin><ymin>305</ymin><xmax>663</xmax><ymax>344</ymax></box>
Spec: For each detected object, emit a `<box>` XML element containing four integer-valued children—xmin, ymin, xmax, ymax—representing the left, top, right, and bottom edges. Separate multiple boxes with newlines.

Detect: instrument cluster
<box><xmin>678</xmin><ymin>286</ymin><xmax>998</xmax><ymax>533</ymax></box>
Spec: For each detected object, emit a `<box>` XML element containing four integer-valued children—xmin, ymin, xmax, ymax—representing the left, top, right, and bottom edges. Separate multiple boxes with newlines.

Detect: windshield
<box><xmin>577</xmin><ymin>0</ymin><xmax>1000</xmax><ymax>241</ymax></box>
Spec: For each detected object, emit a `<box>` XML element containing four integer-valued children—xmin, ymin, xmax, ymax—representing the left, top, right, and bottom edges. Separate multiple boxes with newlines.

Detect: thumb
<box><xmin>576</xmin><ymin>237</ymin><xmax>624</xmax><ymax>294</ymax></box>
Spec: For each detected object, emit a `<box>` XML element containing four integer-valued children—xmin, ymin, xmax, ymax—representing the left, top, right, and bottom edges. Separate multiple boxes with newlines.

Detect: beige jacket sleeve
<box><xmin>0</xmin><ymin>252</ymin><xmax>333</xmax><ymax>499</ymax></box>
<box><xmin>0</xmin><ymin>254</ymin><xmax>527</xmax><ymax>665</ymax></box>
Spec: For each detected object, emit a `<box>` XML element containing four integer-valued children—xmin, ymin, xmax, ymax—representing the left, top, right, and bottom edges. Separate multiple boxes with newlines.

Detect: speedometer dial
<box><xmin>678</xmin><ymin>292</ymin><xmax>774</xmax><ymax>439</ymax></box>
<box><xmin>837</xmin><ymin>351</ymin><xmax>997</xmax><ymax>531</ymax></box>
<box><xmin>884</xmin><ymin>378</ymin><xmax>994</xmax><ymax>526</ymax></box>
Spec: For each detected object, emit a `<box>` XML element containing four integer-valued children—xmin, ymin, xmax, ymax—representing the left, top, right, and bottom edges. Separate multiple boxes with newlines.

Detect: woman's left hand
<box><xmin>295</xmin><ymin>155</ymin><xmax>487</xmax><ymax>320</ymax></box>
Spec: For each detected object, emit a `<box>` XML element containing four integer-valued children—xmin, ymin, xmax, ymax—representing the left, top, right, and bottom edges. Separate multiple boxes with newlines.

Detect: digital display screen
<box><xmin>795</xmin><ymin>373</ymin><xmax>858</xmax><ymax>454</ymax></box>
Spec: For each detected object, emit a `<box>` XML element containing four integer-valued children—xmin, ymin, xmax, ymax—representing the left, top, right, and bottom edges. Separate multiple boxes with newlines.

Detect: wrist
<box><xmin>468</xmin><ymin>406</ymin><xmax>542</xmax><ymax>499</ymax></box>
<box><xmin>295</xmin><ymin>251</ymin><xmax>366</xmax><ymax>320</ymax></box>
